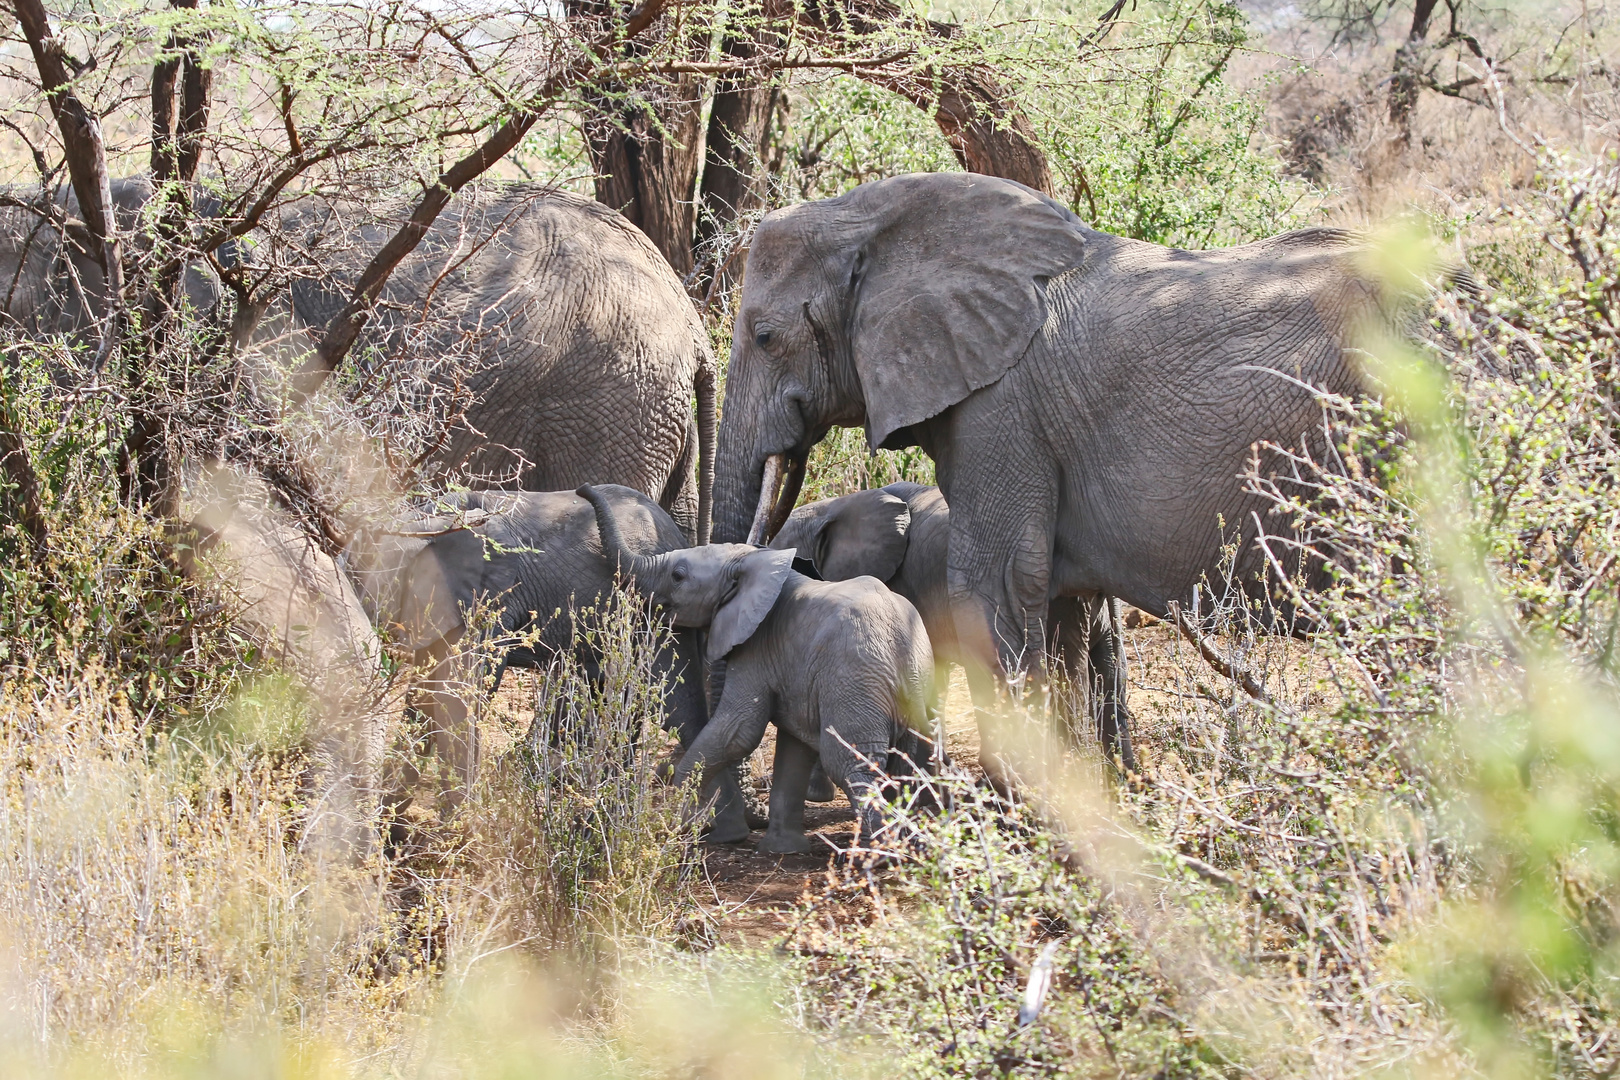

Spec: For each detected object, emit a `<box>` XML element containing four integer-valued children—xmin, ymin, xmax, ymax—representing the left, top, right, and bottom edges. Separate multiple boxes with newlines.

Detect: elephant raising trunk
<box><xmin>577</xmin><ymin>484</ymin><xmax>757</xmax><ymax>843</ymax></box>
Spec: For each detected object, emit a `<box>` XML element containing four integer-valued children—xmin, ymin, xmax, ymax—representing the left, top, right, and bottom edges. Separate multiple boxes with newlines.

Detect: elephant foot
<box><xmin>805</xmin><ymin>763</ymin><xmax>838</xmax><ymax>803</ymax></box>
<box><xmin>758</xmin><ymin>827</ymin><xmax>813</xmax><ymax>855</ymax></box>
<box><xmin>704</xmin><ymin>816</ymin><xmax>753</xmax><ymax>845</ymax></box>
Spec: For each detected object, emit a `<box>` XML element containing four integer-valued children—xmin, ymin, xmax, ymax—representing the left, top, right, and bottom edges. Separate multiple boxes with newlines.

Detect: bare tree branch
<box><xmin>291</xmin><ymin>0</ymin><xmax>679</xmax><ymax>402</ymax></box>
<box><xmin>13</xmin><ymin>0</ymin><xmax>125</xmax><ymax>369</ymax></box>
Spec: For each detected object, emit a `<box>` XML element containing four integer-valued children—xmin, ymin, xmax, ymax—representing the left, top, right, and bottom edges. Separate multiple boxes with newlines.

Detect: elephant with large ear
<box><xmin>357</xmin><ymin>484</ymin><xmax>749</xmax><ymax>831</ymax></box>
<box><xmin>714</xmin><ymin>172</ymin><xmax>1376</xmax><ymax>748</ymax></box>
<box><xmin>578</xmin><ymin>484</ymin><xmax>936</xmax><ymax>855</ymax></box>
<box><xmin>275</xmin><ymin>185</ymin><xmax>717</xmax><ymax>541</ymax></box>
<box><xmin>771</xmin><ymin>482</ymin><xmax>1133</xmax><ymax>770</ymax></box>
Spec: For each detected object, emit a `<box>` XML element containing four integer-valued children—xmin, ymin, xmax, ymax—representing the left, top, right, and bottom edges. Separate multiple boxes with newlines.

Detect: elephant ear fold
<box><xmin>848</xmin><ymin>175</ymin><xmax>1091</xmax><ymax>449</ymax></box>
<box><xmin>707</xmin><ymin>548</ymin><xmax>794</xmax><ymax>663</ymax></box>
<box><xmin>819</xmin><ymin>490</ymin><xmax>911</xmax><ymax>582</ymax></box>
<box><xmin>394</xmin><ymin>529</ymin><xmax>486</xmax><ymax>651</ymax></box>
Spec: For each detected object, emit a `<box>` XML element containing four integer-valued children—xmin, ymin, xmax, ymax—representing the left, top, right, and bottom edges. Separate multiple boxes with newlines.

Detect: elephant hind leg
<box><xmin>818</xmin><ymin>715</ymin><xmax>901</xmax><ymax>855</ymax></box>
<box><xmin>659</xmin><ymin>414</ymin><xmax>700</xmax><ymax>544</ymax></box>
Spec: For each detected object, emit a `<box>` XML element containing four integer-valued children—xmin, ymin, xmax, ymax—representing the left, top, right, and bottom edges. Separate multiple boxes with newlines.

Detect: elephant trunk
<box><xmin>577</xmin><ymin>485</ymin><xmax>657</xmax><ymax>584</ymax></box>
<box><xmin>711</xmin><ymin>375</ymin><xmax>759</xmax><ymax>545</ymax></box>
<box><xmin>695</xmin><ymin>363</ymin><xmax>716</xmax><ymax>546</ymax></box>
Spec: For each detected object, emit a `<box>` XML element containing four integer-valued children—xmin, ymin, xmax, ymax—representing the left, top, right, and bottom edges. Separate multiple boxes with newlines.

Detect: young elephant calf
<box><xmin>579</xmin><ymin>485</ymin><xmax>936</xmax><ymax>854</ymax></box>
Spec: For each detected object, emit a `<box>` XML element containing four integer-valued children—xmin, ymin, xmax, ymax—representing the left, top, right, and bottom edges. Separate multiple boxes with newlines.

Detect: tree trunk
<box><xmin>692</xmin><ymin>32</ymin><xmax>780</xmax><ymax>300</ymax></box>
<box><xmin>13</xmin><ymin>0</ymin><xmax>125</xmax><ymax>367</ymax></box>
<box><xmin>0</xmin><ymin>416</ymin><xmax>47</xmax><ymax>555</ymax></box>
<box><xmin>582</xmin><ymin>81</ymin><xmax>708</xmax><ymax>280</ymax></box>
<box><xmin>782</xmin><ymin>0</ymin><xmax>1054</xmax><ymax>194</ymax></box>
<box><xmin>127</xmin><ymin>0</ymin><xmax>211</xmax><ymax>514</ymax></box>
<box><xmin>1388</xmin><ymin>0</ymin><xmax>1440</xmax><ymax>144</ymax></box>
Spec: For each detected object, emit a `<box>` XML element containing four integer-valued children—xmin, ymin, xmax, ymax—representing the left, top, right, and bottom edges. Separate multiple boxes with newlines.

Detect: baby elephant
<box><xmin>579</xmin><ymin>485</ymin><xmax>936</xmax><ymax>855</ymax></box>
<box><xmin>358</xmin><ymin>485</ymin><xmax>748</xmax><ymax>835</ymax></box>
<box><xmin>771</xmin><ymin>482</ymin><xmax>1135</xmax><ymax>770</ymax></box>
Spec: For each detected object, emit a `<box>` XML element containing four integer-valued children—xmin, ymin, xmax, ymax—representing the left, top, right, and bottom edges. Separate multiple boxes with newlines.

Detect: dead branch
<box><xmin>13</xmin><ymin>0</ymin><xmax>125</xmax><ymax>370</ymax></box>
<box><xmin>1165</xmin><ymin>599</ymin><xmax>1276</xmax><ymax>708</ymax></box>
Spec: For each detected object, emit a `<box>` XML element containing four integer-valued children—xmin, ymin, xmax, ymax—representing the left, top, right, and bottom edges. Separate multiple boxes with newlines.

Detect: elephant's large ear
<box><xmin>847</xmin><ymin>175</ymin><xmax>1091</xmax><ymax>449</ymax></box>
<box><xmin>395</xmin><ymin>529</ymin><xmax>487</xmax><ymax>650</ymax></box>
<box><xmin>817</xmin><ymin>490</ymin><xmax>911</xmax><ymax>582</ymax></box>
<box><xmin>707</xmin><ymin>547</ymin><xmax>794</xmax><ymax>662</ymax></box>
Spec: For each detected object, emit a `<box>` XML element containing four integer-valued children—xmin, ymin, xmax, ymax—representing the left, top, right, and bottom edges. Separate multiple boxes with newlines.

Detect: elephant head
<box><xmin>711</xmin><ymin>173</ymin><xmax>1092</xmax><ymax>544</ymax></box>
<box><xmin>769</xmin><ymin>486</ymin><xmax>912</xmax><ymax>583</ymax></box>
<box><xmin>578</xmin><ymin>485</ymin><xmax>794</xmax><ymax>662</ymax></box>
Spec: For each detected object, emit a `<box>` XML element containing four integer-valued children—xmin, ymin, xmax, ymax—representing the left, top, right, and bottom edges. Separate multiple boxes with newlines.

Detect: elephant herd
<box><xmin>2</xmin><ymin>170</ymin><xmax>1383</xmax><ymax>851</ymax></box>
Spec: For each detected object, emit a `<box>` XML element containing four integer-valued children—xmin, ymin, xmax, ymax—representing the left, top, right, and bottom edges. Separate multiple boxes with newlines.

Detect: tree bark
<box><xmin>1388</xmin><ymin>0</ymin><xmax>1440</xmax><ymax>144</ymax></box>
<box><xmin>0</xmin><ymin>417</ymin><xmax>47</xmax><ymax>555</ymax></box>
<box><xmin>128</xmin><ymin>0</ymin><xmax>211</xmax><ymax>513</ymax></box>
<box><xmin>571</xmin><ymin>0</ymin><xmax>709</xmax><ymax>278</ymax></box>
<box><xmin>692</xmin><ymin>31</ymin><xmax>779</xmax><ymax>299</ymax></box>
<box><xmin>582</xmin><ymin>79</ymin><xmax>708</xmax><ymax>279</ymax></box>
<box><xmin>13</xmin><ymin>0</ymin><xmax>125</xmax><ymax>365</ymax></box>
<box><xmin>782</xmin><ymin>0</ymin><xmax>1054</xmax><ymax>194</ymax></box>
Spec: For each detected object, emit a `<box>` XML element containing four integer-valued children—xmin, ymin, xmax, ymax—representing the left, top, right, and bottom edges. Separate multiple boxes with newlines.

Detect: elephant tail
<box><xmin>695</xmin><ymin>359</ymin><xmax>717</xmax><ymax>547</ymax></box>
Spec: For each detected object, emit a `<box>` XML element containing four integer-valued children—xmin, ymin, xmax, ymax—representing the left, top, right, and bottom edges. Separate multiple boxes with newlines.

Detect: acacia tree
<box><xmin>1308</xmin><ymin>0</ymin><xmax>1491</xmax><ymax>144</ymax></box>
<box><xmin>2</xmin><ymin>0</ymin><xmax>1071</xmax><ymax>551</ymax></box>
<box><xmin>571</xmin><ymin>0</ymin><xmax>1068</xmax><ymax>292</ymax></box>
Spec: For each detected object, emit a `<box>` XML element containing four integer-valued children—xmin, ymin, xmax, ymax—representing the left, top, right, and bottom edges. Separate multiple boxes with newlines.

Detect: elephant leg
<box><xmin>1090</xmin><ymin>596</ymin><xmax>1137</xmax><ymax>772</ymax></box>
<box><xmin>416</xmin><ymin>633</ymin><xmax>481</xmax><ymax>815</ymax></box>
<box><xmin>759</xmin><ymin>732</ymin><xmax>816</xmax><ymax>854</ymax></box>
<box><xmin>674</xmin><ymin>669</ymin><xmax>773</xmax><ymax>844</ymax></box>
<box><xmin>946</xmin><ymin>491</ymin><xmax>1057</xmax><ymax>786</ymax></box>
<box><xmin>1046</xmin><ymin>594</ymin><xmax>1095</xmax><ymax>747</ymax></box>
<box><xmin>819</xmin><ymin>712</ymin><xmax>898</xmax><ymax>854</ymax></box>
<box><xmin>804</xmin><ymin>758</ymin><xmax>838</xmax><ymax>802</ymax></box>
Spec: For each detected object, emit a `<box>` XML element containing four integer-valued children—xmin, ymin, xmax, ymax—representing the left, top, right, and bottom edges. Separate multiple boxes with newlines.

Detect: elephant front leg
<box><xmin>759</xmin><ymin>733</ymin><xmax>816</xmax><ymax>854</ymax></box>
<box><xmin>674</xmin><ymin>675</ymin><xmax>773</xmax><ymax>844</ymax></box>
<box><xmin>947</xmin><ymin>508</ymin><xmax>1057</xmax><ymax>787</ymax></box>
<box><xmin>416</xmin><ymin>634</ymin><xmax>481</xmax><ymax>816</ymax></box>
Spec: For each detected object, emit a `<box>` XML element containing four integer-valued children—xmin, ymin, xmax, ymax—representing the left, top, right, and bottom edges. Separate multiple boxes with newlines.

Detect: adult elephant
<box><xmin>713</xmin><ymin>173</ymin><xmax>1376</xmax><ymax>715</ymax></box>
<box><xmin>276</xmin><ymin>185</ymin><xmax>717</xmax><ymax>540</ymax></box>
<box><xmin>0</xmin><ymin>181</ymin><xmax>717</xmax><ymax>542</ymax></box>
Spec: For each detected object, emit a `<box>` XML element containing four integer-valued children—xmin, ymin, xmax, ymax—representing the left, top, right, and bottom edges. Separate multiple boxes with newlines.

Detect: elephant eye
<box><xmin>671</xmin><ymin>563</ymin><xmax>688</xmax><ymax>583</ymax></box>
<box><xmin>754</xmin><ymin>329</ymin><xmax>772</xmax><ymax>348</ymax></box>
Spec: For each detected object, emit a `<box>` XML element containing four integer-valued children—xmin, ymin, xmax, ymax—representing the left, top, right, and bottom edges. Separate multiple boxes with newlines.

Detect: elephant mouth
<box><xmin>745</xmin><ymin>452</ymin><xmax>806</xmax><ymax>546</ymax></box>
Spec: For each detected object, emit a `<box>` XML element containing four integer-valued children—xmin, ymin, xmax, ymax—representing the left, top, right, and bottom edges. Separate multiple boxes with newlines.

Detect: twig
<box><xmin>1165</xmin><ymin>600</ymin><xmax>1275</xmax><ymax>708</ymax></box>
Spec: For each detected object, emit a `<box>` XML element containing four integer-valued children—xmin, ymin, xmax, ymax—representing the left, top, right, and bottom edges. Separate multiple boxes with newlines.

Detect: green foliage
<box><xmin>0</xmin><ymin>340</ymin><xmax>247</xmax><ymax>717</ymax></box>
<box><xmin>770</xmin><ymin>0</ymin><xmax>1311</xmax><ymax>247</ymax></box>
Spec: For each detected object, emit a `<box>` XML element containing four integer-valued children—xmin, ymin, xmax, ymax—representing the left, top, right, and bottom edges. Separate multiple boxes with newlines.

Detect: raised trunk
<box><xmin>577</xmin><ymin>485</ymin><xmax>657</xmax><ymax>582</ymax></box>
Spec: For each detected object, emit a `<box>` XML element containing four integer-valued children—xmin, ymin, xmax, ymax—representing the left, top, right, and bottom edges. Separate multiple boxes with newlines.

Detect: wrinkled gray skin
<box><xmin>0</xmin><ymin>178</ymin><xmax>220</xmax><ymax>338</ymax></box>
<box><xmin>580</xmin><ymin>484</ymin><xmax>935</xmax><ymax>854</ymax></box>
<box><xmin>0</xmin><ymin>181</ymin><xmax>715</xmax><ymax>540</ymax></box>
<box><xmin>360</xmin><ymin>485</ymin><xmax>747</xmax><ymax>832</ymax></box>
<box><xmin>772</xmin><ymin>482</ymin><xmax>1133</xmax><ymax>770</ymax></box>
<box><xmin>279</xmin><ymin>186</ymin><xmax>716</xmax><ymax>539</ymax></box>
<box><xmin>714</xmin><ymin>173</ymin><xmax>1376</xmax><ymax>749</ymax></box>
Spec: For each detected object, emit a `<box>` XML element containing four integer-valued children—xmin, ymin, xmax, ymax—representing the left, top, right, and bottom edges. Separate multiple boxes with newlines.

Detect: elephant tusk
<box><xmin>765</xmin><ymin>455</ymin><xmax>805</xmax><ymax>543</ymax></box>
<box><xmin>746</xmin><ymin>453</ymin><xmax>786</xmax><ymax>546</ymax></box>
